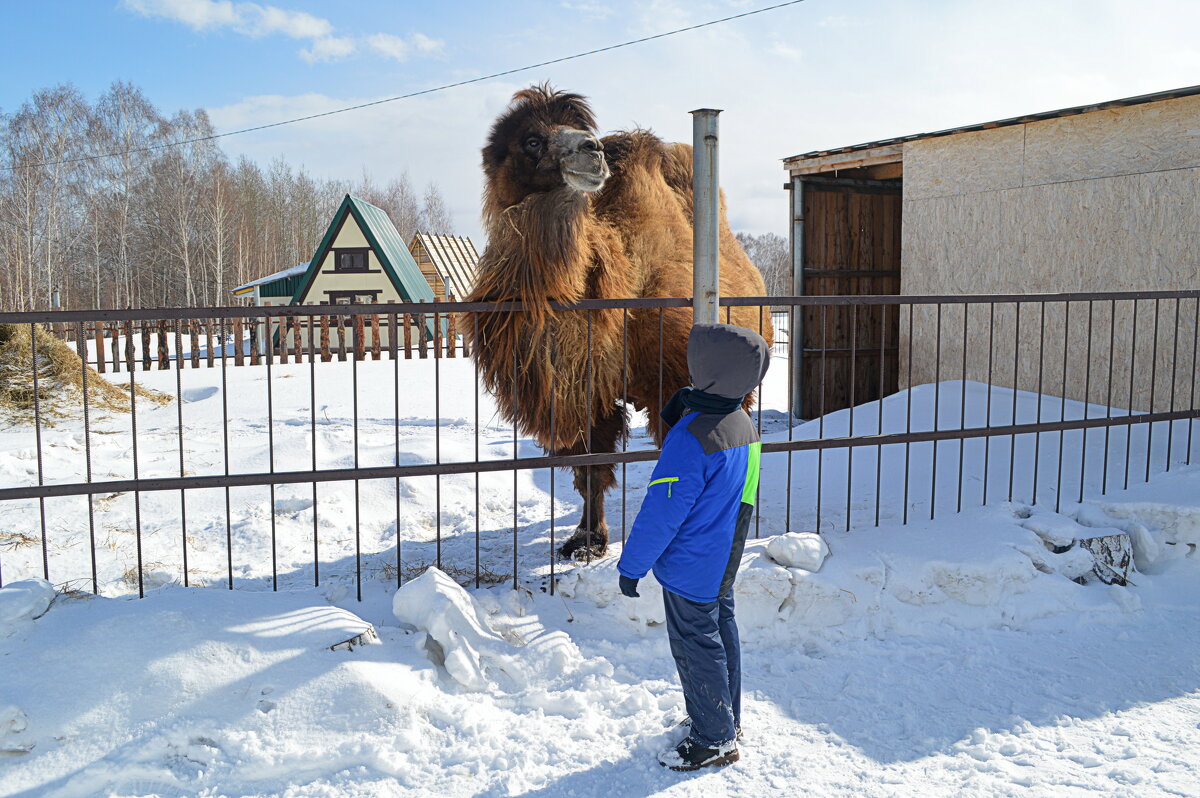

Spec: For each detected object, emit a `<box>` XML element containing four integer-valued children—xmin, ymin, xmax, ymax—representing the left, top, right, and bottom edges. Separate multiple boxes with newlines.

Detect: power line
<box><xmin>2</xmin><ymin>0</ymin><xmax>807</xmax><ymax>174</ymax></box>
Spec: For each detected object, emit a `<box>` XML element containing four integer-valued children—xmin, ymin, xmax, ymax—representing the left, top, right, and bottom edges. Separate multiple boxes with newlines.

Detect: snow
<box><xmin>1</xmin><ymin>350</ymin><xmax>1199</xmax><ymax>795</ymax></box>
<box><xmin>764</xmin><ymin>531</ymin><xmax>829</xmax><ymax>571</ymax></box>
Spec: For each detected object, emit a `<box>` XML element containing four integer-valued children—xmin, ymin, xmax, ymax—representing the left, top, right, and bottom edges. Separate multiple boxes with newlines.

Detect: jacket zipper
<box><xmin>648</xmin><ymin>476</ymin><xmax>679</xmax><ymax>497</ymax></box>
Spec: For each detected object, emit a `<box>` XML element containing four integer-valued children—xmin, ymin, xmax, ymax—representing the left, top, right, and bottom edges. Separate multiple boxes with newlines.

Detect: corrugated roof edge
<box><xmin>783</xmin><ymin>84</ymin><xmax>1200</xmax><ymax>165</ymax></box>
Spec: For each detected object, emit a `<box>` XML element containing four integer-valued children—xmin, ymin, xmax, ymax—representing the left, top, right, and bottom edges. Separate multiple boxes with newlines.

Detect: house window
<box><xmin>333</xmin><ymin>248</ymin><xmax>369</xmax><ymax>272</ymax></box>
<box><xmin>328</xmin><ymin>291</ymin><xmax>379</xmax><ymax>305</ymax></box>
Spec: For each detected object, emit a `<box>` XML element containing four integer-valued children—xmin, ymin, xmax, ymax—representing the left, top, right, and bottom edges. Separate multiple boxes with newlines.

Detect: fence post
<box><xmin>293</xmin><ymin>318</ymin><xmax>303</xmax><ymax>364</ymax></box>
<box><xmin>75</xmin><ymin>321</ymin><xmax>87</xmax><ymax>366</ymax></box>
<box><xmin>320</xmin><ymin>315</ymin><xmax>331</xmax><ymax>362</ymax></box>
<box><xmin>249</xmin><ymin>323</ymin><xmax>260</xmax><ymax>366</ymax></box>
<box><xmin>277</xmin><ymin>319</ymin><xmax>289</xmax><ymax>365</ymax></box>
<box><xmin>140</xmin><ymin>322</ymin><xmax>152</xmax><ymax>370</ymax></box>
<box><xmin>789</xmin><ymin>174</ymin><xmax>806</xmax><ymax>418</ymax></box>
<box><xmin>205</xmin><ymin>321</ymin><xmax>214</xmax><ymax>367</ymax></box>
<box><xmin>388</xmin><ymin>312</ymin><xmax>398</xmax><ymax>360</ymax></box>
<box><xmin>110</xmin><ymin>324</ymin><xmax>120</xmax><ymax>373</ymax></box>
<box><xmin>353</xmin><ymin>314</ymin><xmax>366</xmax><ymax>361</ymax></box>
<box><xmin>190</xmin><ymin>323</ymin><xmax>200</xmax><ymax>368</ymax></box>
<box><xmin>94</xmin><ymin>322</ymin><xmax>106</xmax><ymax>373</ymax></box>
<box><xmin>418</xmin><ymin>301</ymin><xmax>428</xmax><ymax>360</ymax></box>
<box><xmin>123</xmin><ymin>320</ymin><xmax>135</xmax><ymax>372</ymax></box>
<box><xmin>403</xmin><ymin>312</ymin><xmax>412</xmax><ymax>359</ymax></box>
<box><xmin>233</xmin><ymin>319</ymin><xmax>245</xmax><ymax>366</ymax></box>
<box><xmin>158</xmin><ymin>320</ymin><xmax>169</xmax><ymax>369</ymax></box>
<box><xmin>447</xmin><ymin>302</ymin><xmax>457</xmax><ymax>359</ymax></box>
<box><xmin>691</xmin><ymin>107</ymin><xmax>721</xmax><ymax>326</ymax></box>
<box><xmin>336</xmin><ymin>316</ymin><xmax>347</xmax><ymax>362</ymax></box>
<box><xmin>371</xmin><ymin>313</ymin><xmax>381</xmax><ymax>360</ymax></box>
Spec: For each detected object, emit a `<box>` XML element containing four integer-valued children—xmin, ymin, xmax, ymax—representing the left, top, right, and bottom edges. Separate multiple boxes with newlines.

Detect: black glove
<box><xmin>619</xmin><ymin>575</ymin><xmax>640</xmax><ymax>598</ymax></box>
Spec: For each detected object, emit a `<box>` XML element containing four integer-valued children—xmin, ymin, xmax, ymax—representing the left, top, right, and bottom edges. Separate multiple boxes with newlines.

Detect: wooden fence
<box><xmin>46</xmin><ymin>312</ymin><xmax>463</xmax><ymax>373</ymax></box>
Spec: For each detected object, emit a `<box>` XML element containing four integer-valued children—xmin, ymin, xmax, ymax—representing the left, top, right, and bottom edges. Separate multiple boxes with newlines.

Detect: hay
<box><xmin>0</xmin><ymin>323</ymin><xmax>168</xmax><ymax>423</ymax></box>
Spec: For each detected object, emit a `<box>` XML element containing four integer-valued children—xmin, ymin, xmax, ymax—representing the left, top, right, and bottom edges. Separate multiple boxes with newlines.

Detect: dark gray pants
<box><xmin>663</xmin><ymin>589</ymin><xmax>741</xmax><ymax>748</ymax></box>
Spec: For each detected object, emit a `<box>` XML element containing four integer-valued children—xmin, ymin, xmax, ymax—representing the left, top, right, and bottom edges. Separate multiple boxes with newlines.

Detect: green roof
<box><xmin>290</xmin><ymin>194</ymin><xmax>443</xmax><ymax>338</ymax></box>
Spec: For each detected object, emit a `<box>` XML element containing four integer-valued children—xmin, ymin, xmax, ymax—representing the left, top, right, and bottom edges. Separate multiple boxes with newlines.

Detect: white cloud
<box><xmin>299</xmin><ymin>36</ymin><xmax>357</xmax><ymax>63</ymax></box>
<box><xmin>363</xmin><ymin>32</ymin><xmax>444</xmax><ymax>62</ymax></box>
<box><xmin>561</xmin><ymin>1</ymin><xmax>614</xmax><ymax>20</ymax></box>
<box><xmin>123</xmin><ymin>0</ymin><xmax>438</xmax><ymax>64</ymax></box>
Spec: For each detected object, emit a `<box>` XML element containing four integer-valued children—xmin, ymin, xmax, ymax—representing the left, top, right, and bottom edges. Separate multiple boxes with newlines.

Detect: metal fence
<box><xmin>1</xmin><ymin>290</ymin><xmax>1197</xmax><ymax>600</ymax></box>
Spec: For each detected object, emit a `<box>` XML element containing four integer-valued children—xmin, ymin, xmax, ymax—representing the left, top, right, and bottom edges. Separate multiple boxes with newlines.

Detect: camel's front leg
<box><xmin>556</xmin><ymin>407</ymin><xmax>627</xmax><ymax>561</ymax></box>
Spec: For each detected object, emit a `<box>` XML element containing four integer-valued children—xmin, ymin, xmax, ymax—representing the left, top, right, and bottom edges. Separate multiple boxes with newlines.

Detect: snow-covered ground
<box><xmin>1</xmin><ymin>351</ymin><xmax>1199</xmax><ymax>796</ymax></box>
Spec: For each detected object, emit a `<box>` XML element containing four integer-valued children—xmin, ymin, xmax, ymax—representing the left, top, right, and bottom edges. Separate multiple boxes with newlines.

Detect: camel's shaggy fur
<box><xmin>464</xmin><ymin>85</ymin><xmax>772</xmax><ymax>558</ymax></box>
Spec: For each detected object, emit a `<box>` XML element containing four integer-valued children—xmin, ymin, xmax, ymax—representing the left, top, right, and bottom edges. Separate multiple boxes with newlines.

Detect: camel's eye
<box><xmin>523</xmin><ymin>135</ymin><xmax>544</xmax><ymax>153</ymax></box>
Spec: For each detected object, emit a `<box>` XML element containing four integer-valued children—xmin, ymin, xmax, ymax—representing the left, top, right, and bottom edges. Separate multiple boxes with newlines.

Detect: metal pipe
<box><xmin>691</xmin><ymin>108</ymin><xmax>721</xmax><ymax>326</ymax></box>
<box><xmin>789</xmin><ymin>175</ymin><xmax>805</xmax><ymax>418</ymax></box>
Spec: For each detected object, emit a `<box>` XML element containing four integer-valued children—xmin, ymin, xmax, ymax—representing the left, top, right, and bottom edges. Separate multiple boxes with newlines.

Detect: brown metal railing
<box><xmin>1</xmin><ymin>290</ymin><xmax>1196</xmax><ymax>599</ymax></box>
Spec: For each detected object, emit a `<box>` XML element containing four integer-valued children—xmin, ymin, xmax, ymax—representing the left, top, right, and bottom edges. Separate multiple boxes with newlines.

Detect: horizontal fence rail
<box><xmin>1</xmin><ymin>290</ymin><xmax>1197</xmax><ymax>600</ymax></box>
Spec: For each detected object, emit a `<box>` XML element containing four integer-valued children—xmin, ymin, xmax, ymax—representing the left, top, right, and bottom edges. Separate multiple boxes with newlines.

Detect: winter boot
<box><xmin>676</xmin><ymin>715</ymin><xmax>743</xmax><ymax>742</ymax></box>
<box><xmin>658</xmin><ymin>736</ymin><xmax>739</xmax><ymax>771</ymax></box>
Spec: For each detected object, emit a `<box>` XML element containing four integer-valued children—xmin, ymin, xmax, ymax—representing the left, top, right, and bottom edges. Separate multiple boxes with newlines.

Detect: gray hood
<box><xmin>687</xmin><ymin>323</ymin><xmax>770</xmax><ymax>399</ymax></box>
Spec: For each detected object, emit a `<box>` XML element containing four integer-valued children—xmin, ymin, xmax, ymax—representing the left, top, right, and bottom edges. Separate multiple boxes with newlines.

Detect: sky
<box><xmin>2</xmin><ymin>0</ymin><xmax>1199</xmax><ymax>246</ymax></box>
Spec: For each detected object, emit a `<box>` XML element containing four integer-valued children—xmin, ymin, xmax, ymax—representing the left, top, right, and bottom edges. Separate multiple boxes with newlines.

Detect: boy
<box><xmin>617</xmin><ymin>322</ymin><xmax>769</xmax><ymax>771</ymax></box>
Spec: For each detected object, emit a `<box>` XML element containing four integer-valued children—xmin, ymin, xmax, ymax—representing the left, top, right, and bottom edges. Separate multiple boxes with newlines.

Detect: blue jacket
<box><xmin>617</xmin><ymin>410</ymin><xmax>761</xmax><ymax>603</ymax></box>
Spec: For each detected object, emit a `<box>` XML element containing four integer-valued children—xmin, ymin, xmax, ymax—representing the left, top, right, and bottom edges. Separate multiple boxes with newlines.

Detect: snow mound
<box><xmin>765</xmin><ymin>532</ymin><xmax>830</xmax><ymax>571</ymax></box>
<box><xmin>394</xmin><ymin>568</ymin><xmax>599</xmax><ymax>691</ymax></box>
<box><xmin>563</xmin><ymin>505</ymin><xmax>1146</xmax><ymax>642</ymax></box>
<box><xmin>0</xmin><ymin>578</ymin><xmax>55</xmax><ymax>637</ymax></box>
<box><xmin>0</xmin><ymin>704</ymin><xmax>31</xmax><ymax>754</ymax></box>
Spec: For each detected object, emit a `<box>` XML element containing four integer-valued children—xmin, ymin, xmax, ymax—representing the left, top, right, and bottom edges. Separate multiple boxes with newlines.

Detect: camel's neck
<box><xmin>477</xmin><ymin>187</ymin><xmax>594</xmax><ymax>309</ymax></box>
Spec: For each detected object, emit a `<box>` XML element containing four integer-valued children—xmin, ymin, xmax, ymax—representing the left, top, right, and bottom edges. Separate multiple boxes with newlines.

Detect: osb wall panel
<box><xmin>901</xmin><ymin>101</ymin><xmax>1200</xmax><ymax>413</ymax></box>
<box><xmin>900</xmin><ymin>298</ymin><xmax>1199</xmax><ymax>416</ymax></box>
<box><xmin>903</xmin><ymin>125</ymin><xmax>1026</xmax><ymax>201</ymax></box>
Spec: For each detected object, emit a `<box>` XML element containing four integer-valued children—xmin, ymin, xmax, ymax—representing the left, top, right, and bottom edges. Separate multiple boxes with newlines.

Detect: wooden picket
<box><xmin>320</xmin><ymin>315</ymin><xmax>331</xmax><ymax>362</ymax></box>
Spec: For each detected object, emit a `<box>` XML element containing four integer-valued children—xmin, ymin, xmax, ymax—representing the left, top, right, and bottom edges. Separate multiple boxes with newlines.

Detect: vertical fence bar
<box><xmin>435</xmin><ymin>310</ymin><xmax>443</xmax><ymax>586</ymax></box>
<box><xmin>221</xmin><ymin>316</ymin><xmax>233</xmax><ymax>590</ymax></box>
<box><xmin>1079</xmin><ymin>301</ymin><xmax>1094</xmax><ymax>503</ymax></box>
<box><xmin>1008</xmin><ymin>302</ymin><xmax>1021</xmax><ymax>502</ymax></box>
<box><xmin>755</xmin><ymin>304</ymin><xmax>764</xmax><ymax>538</ymax></box>
<box><xmin>266</xmin><ymin>317</ymin><xmax>278</xmax><ymax>592</ymax></box>
<box><xmin>126</xmin><ymin>322</ymin><xmax>144</xmax><ymax>598</ymax></box>
<box><xmin>512</xmin><ymin>339</ymin><xmax>519</xmax><ymax>586</ymax></box>
<box><xmin>956</xmin><ymin>303</ymin><xmax>968</xmax><ymax>514</ymax></box>
<box><xmin>174</xmin><ymin>319</ymin><xmax>188</xmax><ymax>588</ymax></box>
<box><xmin>1031</xmin><ymin>302</ymin><xmax>1046</xmax><ymax>506</ymax></box>
<box><xmin>903</xmin><ymin>303</ymin><xmax>913</xmax><ymax>525</ymax></box>
<box><xmin>1055</xmin><ymin>301</ymin><xmax>1071</xmax><ymax>512</ymax></box>
<box><xmin>657</xmin><ymin>308</ymin><xmax>665</xmax><ymax>445</ymax></box>
<box><xmin>817</xmin><ymin>304</ymin><xmax>828</xmax><ymax>531</ymax></box>
<box><xmin>621</xmin><ymin>308</ymin><xmax>629</xmax><ymax>545</ymax></box>
<box><xmin>585</xmin><ymin>309</ymin><xmax>594</xmax><ymax>565</ymax></box>
<box><xmin>393</xmin><ymin>308</ymin><xmax>402</xmax><ymax>588</ymax></box>
<box><xmin>1165</xmin><ymin>298</ymin><xmax>1181</xmax><ymax>471</ymax></box>
<box><xmin>846</xmin><ymin>304</ymin><xmax>857</xmax><ymax>532</ymax></box>
<box><xmin>310</xmin><ymin>314</ymin><xmax>320</xmax><ymax>587</ymax></box>
<box><xmin>1144</xmin><ymin>298</ymin><xmax>1160</xmax><ymax>483</ymax></box>
<box><xmin>549</xmin><ymin>321</ymin><xmax>558</xmax><ymax>593</ymax></box>
<box><xmin>353</xmin><ymin>316</ymin><xmax>362</xmax><ymax>601</ymax></box>
<box><xmin>474</xmin><ymin>313</ymin><xmax>481</xmax><ymax>589</ymax></box>
<box><xmin>982</xmin><ymin>302</ymin><xmax>995</xmax><ymax>507</ymax></box>
<box><xmin>29</xmin><ymin>325</ymin><xmax>48</xmax><ymax>582</ymax></box>
<box><xmin>1189</xmin><ymin>297</ymin><xmax>1200</xmax><ymax>465</ymax></box>
<box><xmin>1124</xmin><ymin>300</ymin><xmax>1139</xmax><ymax>491</ymax></box>
<box><xmin>76</xmin><ymin>321</ymin><xmax>98</xmax><ymax>593</ymax></box>
<box><xmin>787</xmin><ymin>302</ymin><xmax>796</xmax><ymax>532</ymax></box>
<box><xmin>1102</xmin><ymin>299</ymin><xmax>1117</xmax><ymax>494</ymax></box>
<box><xmin>930</xmin><ymin>303</ymin><xmax>941</xmax><ymax>520</ymax></box>
<box><xmin>876</xmin><ymin>304</ymin><xmax>888</xmax><ymax>526</ymax></box>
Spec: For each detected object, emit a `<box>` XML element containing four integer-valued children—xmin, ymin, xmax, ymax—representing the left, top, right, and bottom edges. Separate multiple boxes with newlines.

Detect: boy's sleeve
<box><xmin>617</xmin><ymin>430</ymin><xmax>707</xmax><ymax>580</ymax></box>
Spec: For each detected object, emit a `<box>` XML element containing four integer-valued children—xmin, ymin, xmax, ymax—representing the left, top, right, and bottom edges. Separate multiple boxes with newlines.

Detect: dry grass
<box><xmin>0</xmin><ymin>531</ymin><xmax>39</xmax><ymax>551</ymax></box>
<box><xmin>374</xmin><ymin>559</ymin><xmax>512</xmax><ymax>587</ymax></box>
<box><xmin>0</xmin><ymin>323</ymin><xmax>168</xmax><ymax>423</ymax></box>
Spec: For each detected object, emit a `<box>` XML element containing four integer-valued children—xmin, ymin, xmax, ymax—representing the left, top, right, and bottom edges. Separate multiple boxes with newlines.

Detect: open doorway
<box><xmin>787</xmin><ymin>165</ymin><xmax>902</xmax><ymax>419</ymax></box>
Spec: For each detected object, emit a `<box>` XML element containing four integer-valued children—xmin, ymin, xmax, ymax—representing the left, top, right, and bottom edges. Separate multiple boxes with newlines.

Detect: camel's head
<box><xmin>483</xmin><ymin>84</ymin><xmax>611</xmax><ymax>212</ymax></box>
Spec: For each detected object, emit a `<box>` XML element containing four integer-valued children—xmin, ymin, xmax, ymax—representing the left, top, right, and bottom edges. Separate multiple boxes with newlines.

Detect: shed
<box><xmin>231</xmin><ymin>263</ymin><xmax>308</xmax><ymax>307</ymax></box>
<box><xmin>783</xmin><ymin>85</ymin><xmax>1200</xmax><ymax>417</ymax></box>
<box><xmin>408</xmin><ymin>232</ymin><xmax>480</xmax><ymax>301</ymax></box>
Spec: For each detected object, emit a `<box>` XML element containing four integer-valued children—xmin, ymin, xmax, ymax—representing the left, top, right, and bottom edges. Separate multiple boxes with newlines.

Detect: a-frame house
<box><xmin>288</xmin><ymin>194</ymin><xmax>441</xmax><ymax>339</ymax></box>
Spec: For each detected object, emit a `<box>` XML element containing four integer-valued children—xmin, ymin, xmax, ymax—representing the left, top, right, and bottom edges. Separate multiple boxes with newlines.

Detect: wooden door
<box><xmin>800</xmin><ymin>179</ymin><xmax>901</xmax><ymax>418</ymax></box>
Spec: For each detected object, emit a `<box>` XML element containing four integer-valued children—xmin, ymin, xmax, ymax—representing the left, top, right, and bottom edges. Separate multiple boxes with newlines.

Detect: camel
<box><xmin>463</xmin><ymin>85</ymin><xmax>771</xmax><ymax>560</ymax></box>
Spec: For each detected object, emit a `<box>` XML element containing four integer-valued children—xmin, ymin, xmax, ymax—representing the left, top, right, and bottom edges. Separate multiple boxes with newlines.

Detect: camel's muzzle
<box><xmin>552</xmin><ymin>127</ymin><xmax>610</xmax><ymax>193</ymax></box>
